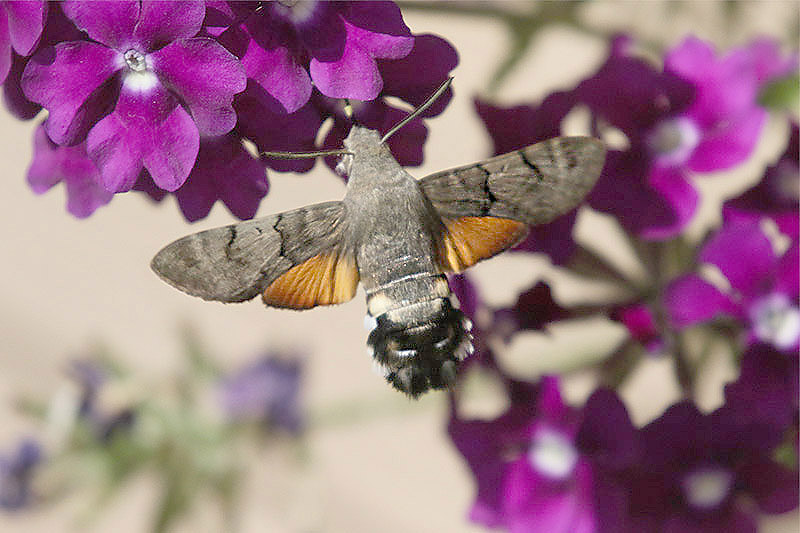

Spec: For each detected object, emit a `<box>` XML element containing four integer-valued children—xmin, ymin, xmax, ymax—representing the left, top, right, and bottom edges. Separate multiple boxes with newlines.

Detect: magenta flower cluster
<box><xmin>2</xmin><ymin>1</ymin><xmax>457</xmax><ymax>220</ymax></box>
<box><xmin>449</xmin><ymin>33</ymin><xmax>798</xmax><ymax>533</ymax></box>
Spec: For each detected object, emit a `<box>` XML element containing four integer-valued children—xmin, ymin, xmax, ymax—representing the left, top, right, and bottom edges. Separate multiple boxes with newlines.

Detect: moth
<box><xmin>151</xmin><ymin>79</ymin><xmax>606</xmax><ymax>397</ymax></box>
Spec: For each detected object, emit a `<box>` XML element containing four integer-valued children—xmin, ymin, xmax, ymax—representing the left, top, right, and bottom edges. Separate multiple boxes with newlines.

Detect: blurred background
<box><xmin>0</xmin><ymin>2</ymin><xmax>797</xmax><ymax>532</ymax></box>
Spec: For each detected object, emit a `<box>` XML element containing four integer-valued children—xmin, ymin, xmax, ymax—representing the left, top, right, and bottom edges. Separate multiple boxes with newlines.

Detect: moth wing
<box><xmin>419</xmin><ymin>136</ymin><xmax>606</xmax><ymax>224</ymax></box>
<box><xmin>438</xmin><ymin>216</ymin><xmax>528</xmax><ymax>272</ymax></box>
<box><xmin>419</xmin><ymin>136</ymin><xmax>605</xmax><ymax>272</ymax></box>
<box><xmin>151</xmin><ymin>201</ymin><xmax>359</xmax><ymax>308</ymax></box>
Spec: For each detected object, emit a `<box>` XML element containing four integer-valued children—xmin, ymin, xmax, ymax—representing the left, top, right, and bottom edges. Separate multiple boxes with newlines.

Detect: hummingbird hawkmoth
<box><xmin>151</xmin><ymin>79</ymin><xmax>606</xmax><ymax>397</ymax></box>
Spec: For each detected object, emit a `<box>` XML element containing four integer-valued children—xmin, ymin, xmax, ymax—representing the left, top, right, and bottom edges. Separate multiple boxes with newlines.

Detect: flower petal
<box><xmin>174</xmin><ymin>134</ymin><xmax>267</xmax><ymax>222</ymax></box>
<box><xmin>61</xmin><ymin>0</ymin><xmax>139</xmax><ymax>50</ymax></box>
<box><xmin>27</xmin><ymin>124</ymin><xmax>113</xmax><ymax>218</ymax></box>
<box><xmin>724</xmin><ymin>343</ymin><xmax>798</xmax><ymax>439</ymax></box>
<box><xmin>687</xmin><ymin>107</ymin><xmax>766</xmax><ymax>172</ymax></box>
<box><xmin>512</xmin><ymin>210</ymin><xmax>579</xmax><ymax>265</ymax></box>
<box><xmin>235</xmin><ymin>85</ymin><xmax>321</xmax><ymax>173</ymax></box>
<box><xmin>447</xmin><ymin>416</ymin><xmax>508</xmax><ymax>528</ymax></box>
<box><xmin>666</xmin><ymin>36</ymin><xmax>759</xmax><ymax>129</ymax></box>
<box><xmin>310</xmin><ymin>32</ymin><xmax>382</xmax><ymax>100</ymax></box>
<box><xmin>503</xmin><ymin>458</ymin><xmax>596</xmax><ymax>533</ymax></box>
<box><xmin>340</xmin><ymin>2</ymin><xmax>413</xmax><ymax>59</ymax></box>
<box><xmin>87</xmin><ymin>84</ymin><xmax>199</xmax><ymax>191</ymax></box>
<box><xmin>150</xmin><ymin>37</ymin><xmax>246</xmax><ymax>136</ymax></box>
<box><xmin>3</xmin><ymin>52</ymin><xmax>41</xmax><ymax>119</ymax></box>
<box><xmin>0</xmin><ymin>12</ymin><xmax>11</xmax><ymax>84</ymax></box>
<box><xmin>642</xmin><ymin>165</ymin><xmax>699</xmax><ymax>240</ymax></box>
<box><xmin>475</xmin><ymin>91</ymin><xmax>577</xmax><ymax>155</ymax></box>
<box><xmin>699</xmin><ymin>220</ymin><xmax>775</xmax><ymax>295</ymax></box>
<box><xmin>775</xmin><ymin>241</ymin><xmax>799</xmax><ymax>299</ymax></box>
<box><xmin>21</xmin><ymin>41</ymin><xmax>121</xmax><ymax>145</ymax></box>
<box><xmin>133</xmin><ymin>0</ymin><xmax>204</xmax><ymax>51</ymax></box>
<box><xmin>664</xmin><ymin>274</ymin><xmax>739</xmax><ymax>328</ymax></box>
<box><xmin>233</xmin><ymin>23</ymin><xmax>311</xmax><ymax>114</ymax></box>
<box><xmin>378</xmin><ymin>34</ymin><xmax>458</xmax><ymax>115</ymax></box>
<box><xmin>589</xmin><ymin>151</ymin><xmax>698</xmax><ymax>240</ymax></box>
<box><xmin>577</xmin><ymin>47</ymin><xmax>694</xmax><ymax>139</ymax></box>
<box><xmin>4</xmin><ymin>0</ymin><xmax>46</xmax><ymax>56</ymax></box>
<box><xmin>576</xmin><ymin>388</ymin><xmax>640</xmax><ymax>469</ymax></box>
<box><xmin>739</xmin><ymin>455</ymin><xmax>800</xmax><ymax>514</ymax></box>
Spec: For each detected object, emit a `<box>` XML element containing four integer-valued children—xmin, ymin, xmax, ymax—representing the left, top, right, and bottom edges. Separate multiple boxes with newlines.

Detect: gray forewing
<box><xmin>151</xmin><ymin>201</ymin><xmax>346</xmax><ymax>302</ymax></box>
<box><xmin>418</xmin><ymin>136</ymin><xmax>605</xmax><ymax>224</ymax></box>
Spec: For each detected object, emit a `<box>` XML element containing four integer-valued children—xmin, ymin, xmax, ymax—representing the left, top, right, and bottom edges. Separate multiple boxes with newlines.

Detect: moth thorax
<box><xmin>365</xmin><ymin>288</ymin><xmax>474</xmax><ymax>397</ymax></box>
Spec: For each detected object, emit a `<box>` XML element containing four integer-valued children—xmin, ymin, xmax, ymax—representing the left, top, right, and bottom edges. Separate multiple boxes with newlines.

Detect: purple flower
<box><xmin>580</xmin><ymin>36</ymin><xmax>775</xmax><ymax>239</ymax></box>
<box><xmin>493</xmin><ymin>281</ymin><xmax>571</xmax><ymax>342</ymax></box>
<box><xmin>27</xmin><ymin>123</ymin><xmax>113</xmax><ymax>218</ymax></box>
<box><xmin>135</xmin><ymin>133</ymin><xmax>268</xmax><ymax>222</ymax></box>
<box><xmin>474</xmin><ymin>91</ymin><xmax>581</xmax><ymax>264</ymax></box>
<box><xmin>724</xmin><ymin>343</ymin><xmax>798</xmax><ymax>438</ymax></box>
<box><xmin>665</xmin><ymin>220</ymin><xmax>799</xmax><ymax>353</ymax></box>
<box><xmin>449</xmin><ymin>378</ymin><xmax>638</xmax><ymax>532</ymax></box>
<box><xmin>0</xmin><ymin>1</ymin><xmax>47</xmax><ymax>84</ymax></box>
<box><xmin>68</xmin><ymin>360</ymin><xmax>135</xmax><ymax>442</ymax></box>
<box><xmin>618</xmin><ymin>401</ymin><xmax>798</xmax><ymax>531</ymax></box>
<box><xmin>724</xmin><ymin>123</ymin><xmax>799</xmax><ymax>239</ymax></box>
<box><xmin>220</xmin><ymin>355</ymin><xmax>304</xmax><ymax>434</ymax></box>
<box><xmin>213</xmin><ymin>1</ymin><xmax>413</xmax><ymax>114</ymax></box>
<box><xmin>610</xmin><ymin>304</ymin><xmax>664</xmax><ymax>354</ymax></box>
<box><xmin>2</xmin><ymin>3</ymin><xmax>81</xmax><ymax>119</ymax></box>
<box><xmin>319</xmin><ymin>33</ymin><xmax>458</xmax><ymax>172</ymax></box>
<box><xmin>21</xmin><ymin>0</ymin><xmax>246</xmax><ymax>193</ymax></box>
<box><xmin>0</xmin><ymin>439</ymin><xmax>42</xmax><ymax>511</ymax></box>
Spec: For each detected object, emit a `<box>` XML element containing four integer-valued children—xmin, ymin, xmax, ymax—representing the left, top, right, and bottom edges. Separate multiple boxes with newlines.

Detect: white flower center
<box><xmin>749</xmin><ymin>293</ymin><xmax>800</xmax><ymax>350</ymax></box>
<box><xmin>528</xmin><ymin>428</ymin><xmax>578</xmax><ymax>480</ymax></box>
<box><xmin>681</xmin><ymin>467</ymin><xmax>733</xmax><ymax>510</ymax></box>
<box><xmin>648</xmin><ymin>117</ymin><xmax>700</xmax><ymax>166</ymax></box>
<box><xmin>275</xmin><ymin>0</ymin><xmax>318</xmax><ymax>23</ymax></box>
<box><xmin>122</xmin><ymin>49</ymin><xmax>158</xmax><ymax>92</ymax></box>
<box><xmin>124</xmin><ymin>49</ymin><xmax>147</xmax><ymax>72</ymax></box>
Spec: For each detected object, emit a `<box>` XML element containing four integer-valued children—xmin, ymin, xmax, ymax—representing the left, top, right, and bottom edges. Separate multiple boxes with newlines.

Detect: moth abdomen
<box><xmin>366</xmin><ymin>291</ymin><xmax>473</xmax><ymax>398</ymax></box>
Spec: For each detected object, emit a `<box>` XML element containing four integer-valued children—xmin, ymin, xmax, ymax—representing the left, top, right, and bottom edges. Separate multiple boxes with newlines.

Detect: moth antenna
<box><xmin>261</xmin><ymin>149</ymin><xmax>353</xmax><ymax>160</ymax></box>
<box><xmin>380</xmin><ymin>77</ymin><xmax>453</xmax><ymax>144</ymax></box>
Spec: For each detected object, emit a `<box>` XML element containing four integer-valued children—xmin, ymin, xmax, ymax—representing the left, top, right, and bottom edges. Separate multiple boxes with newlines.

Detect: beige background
<box><xmin>0</xmin><ymin>2</ymin><xmax>798</xmax><ymax>532</ymax></box>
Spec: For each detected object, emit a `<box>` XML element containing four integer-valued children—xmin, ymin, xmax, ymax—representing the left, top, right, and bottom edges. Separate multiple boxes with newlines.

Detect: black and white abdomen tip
<box><xmin>366</xmin><ymin>297</ymin><xmax>474</xmax><ymax>397</ymax></box>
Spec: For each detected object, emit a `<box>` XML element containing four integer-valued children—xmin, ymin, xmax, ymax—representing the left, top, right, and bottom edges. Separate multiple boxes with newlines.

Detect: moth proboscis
<box><xmin>151</xmin><ymin>79</ymin><xmax>606</xmax><ymax>397</ymax></box>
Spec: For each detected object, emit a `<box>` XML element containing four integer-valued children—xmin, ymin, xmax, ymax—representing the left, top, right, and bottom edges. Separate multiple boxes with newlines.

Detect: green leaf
<box><xmin>759</xmin><ymin>74</ymin><xmax>800</xmax><ymax>113</ymax></box>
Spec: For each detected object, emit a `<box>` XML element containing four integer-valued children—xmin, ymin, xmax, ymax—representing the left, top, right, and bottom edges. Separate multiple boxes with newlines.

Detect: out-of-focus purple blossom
<box><xmin>68</xmin><ymin>360</ymin><xmax>135</xmax><ymax>443</ymax></box>
<box><xmin>724</xmin><ymin>123</ymin><xmax>799</xmax><ymax>239</ymax></box>
<box><xmin>579</xmin><ymin>35</ymin><xmax>780</xmax><ymax>239</ymax></box>
<box><xmin>27</xmin><ymin>124</ymin><xmax>113</xmax><ymax>218</ymax></box>
<box><xmin>583</xmin><ymin>35</ymin><xmax>798</xmax><ymax>240</ymax></box>
<box><xmin>665</xmin><ymin>220</ymin><xmax>799</xmax><ymax>353</ymax></box>
<box><xmin>0</xmin><ymin>439</ymin><xmax>42</xmax><ymax>511</ymax></box>
<box><xmin>474</xmin><ymin>92</ymin><xmax>582</xmax><ymax>264</ymax></box>
<box><xmin>617</xmin><ymin>401</ymin><xmax>798</xmax><ymax>531</ymax></box>
<box><xmin>0</xmin><ymin>1</ymin><xmax>47</xmax><ymax>84</ymax></box>
<box><xmin>449</xmin><ymin>378</ymin><xmax>638</xmax><ymax>532</ymax></box>
<box><xmin>135</xmin><ymin>133</ymin><xmax>268</xmax><ymax>222</ymax></box>
<box><xmin>21</xmin><ymin>0</ymin><xmax>246</xmax><ymax>193</ymax></box>
<box><xmin>220</xmin><ymin>355</ymin><xmax>304</xmax><ymax>434</ymax></box>
<box><xmin>449</xmin><ymin>274</ymin><xmax>569</xmax><ymax>368</ymax></box>
<box><xmin>493</xmin><ymin>281</ymin><xmax>570</xmax><ymax>342</ymax></box>
<box><xmin>610</xmin><ymin>303</ymin><xmax>664</xmax><ymax>354</ymax></box>
<box><xmin>724</xmin><ymin>343</ymin><xmax>798</xmax><ymax>438</ymax></box>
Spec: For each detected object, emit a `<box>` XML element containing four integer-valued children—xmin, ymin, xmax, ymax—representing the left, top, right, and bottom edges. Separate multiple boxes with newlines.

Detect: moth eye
<box><xmin>336</xmin><ymin>154</ymin><xmax>353</xmax><ymax>177</ymax></box>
